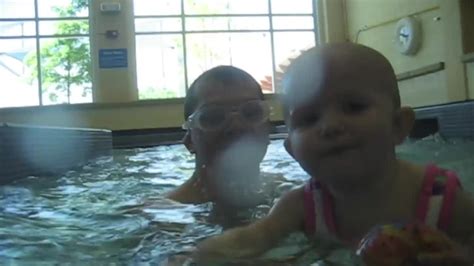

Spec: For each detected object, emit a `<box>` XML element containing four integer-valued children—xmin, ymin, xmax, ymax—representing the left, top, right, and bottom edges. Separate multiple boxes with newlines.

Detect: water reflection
<box><xmin>0</xmin><ymin>137</ymin><xmax>473</xmax><ymax>264</ymax></box>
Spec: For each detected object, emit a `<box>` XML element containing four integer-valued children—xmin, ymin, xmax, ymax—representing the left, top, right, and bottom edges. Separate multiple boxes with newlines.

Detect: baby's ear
<box><xmin>393</xmin><ymin>107</ymin><xmax>415</xmax><ymax>144</ymax></box>
<box><xmin>284</xmin><ymin>137</ymin><xmax>295</xmax><ymax>159</ymax></box>
<box><xmin>183</xmin><ymin>131</ymin><xmax>195</xmax><ymax>154</ymax></box>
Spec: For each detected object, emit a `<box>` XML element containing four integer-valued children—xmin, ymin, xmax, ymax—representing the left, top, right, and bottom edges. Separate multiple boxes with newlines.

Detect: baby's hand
<box><xmin>357</xmin><ymin>222</ymin><xmax>473</xmax><ymax>266</ymax></box>
<box><xmin>415</xmin><ymin>250</ymin><xmax>471</xmax><ymax>266</ymax></box>
<box><xmin>192</xmin><ymin>237</ymin><xmax>233</xmax><ymax>264</ymax></box>
<box><xmin>415</xmin><ymin>226</ymin><xmax>472</xmax><ymax>266</ymax></box>
<box><xmin>162</xmin><ymin>250</ymin><xmax>198</xmax><ymax>266</ymax></box>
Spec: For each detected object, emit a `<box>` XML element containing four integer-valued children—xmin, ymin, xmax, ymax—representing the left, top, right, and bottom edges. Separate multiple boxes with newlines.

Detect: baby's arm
<box><xmin>166</xmin><ymin>179</ymin><xmax>200</xmax><ymax>204</ymax></box>
<box><xmin>166</xmin><ymin>185</ymin><xmax>187</xmax><ymax>202</ymax></box>
<box><xmin>447</xmin><ymin>189</ymin><xmax>474</xmax><ymax>262</ymax></box>
<box><xmin>192</xmin><ymin>186</ymin><xmax>305</xmax><ymax>263</ymax></box>
<box><xmin>416</xmin><ymin>190</ymin><xmax>474</xmax><ymax>266</ymax></box>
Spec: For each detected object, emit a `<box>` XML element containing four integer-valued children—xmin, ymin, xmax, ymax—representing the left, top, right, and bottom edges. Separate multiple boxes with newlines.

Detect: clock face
<box><xmin>395</xmin><ymin>17</ymin><xmax>421</xmax><ymax>55</ymax></box>
<box><xmin>398</xmin><ymin>26</ymin><xmax>410</xmax><ymax>46</ymax></box>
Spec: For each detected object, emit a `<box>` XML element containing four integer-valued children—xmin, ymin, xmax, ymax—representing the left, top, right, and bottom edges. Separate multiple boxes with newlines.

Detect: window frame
<box><xmin>0</xmin><ymin>0</ymin><xmax>319</xmax><ymax>108</ymax></box>
<box><xmin>134</xmin><ymin>0</ymin><xmax>319</xmax><ymax>100</ymax></box>
<box><xmin>0</xmin><ymin>0</ymin><xmax>91</xmax><ymax>107</ymax></box>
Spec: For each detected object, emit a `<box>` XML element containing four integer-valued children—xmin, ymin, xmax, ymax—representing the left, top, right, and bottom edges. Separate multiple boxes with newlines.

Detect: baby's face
<box><xmin>285</xmin><ymin>69</ymin><xmax>398</xmax><ymax>187</ymax></box>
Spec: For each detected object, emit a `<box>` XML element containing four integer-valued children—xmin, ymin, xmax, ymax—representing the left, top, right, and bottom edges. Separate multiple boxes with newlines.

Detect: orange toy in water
<box><xmin>356</xmin><ymin>223</ymin><xmax>456</xmax><ymax>266</ymax></box>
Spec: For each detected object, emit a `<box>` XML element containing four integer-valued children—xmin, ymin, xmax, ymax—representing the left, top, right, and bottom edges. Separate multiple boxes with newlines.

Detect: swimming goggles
<box><xmin>182</xmin><ymin>100</ymin><xmax>270</xmax><ymax>131</ymax></box>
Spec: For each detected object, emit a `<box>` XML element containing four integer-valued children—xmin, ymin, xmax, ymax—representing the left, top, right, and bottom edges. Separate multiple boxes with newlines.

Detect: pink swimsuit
<box><xmin>303</xmin><ymin>164</ymin><xmax>462</xmax><ymax>240</ymax></box>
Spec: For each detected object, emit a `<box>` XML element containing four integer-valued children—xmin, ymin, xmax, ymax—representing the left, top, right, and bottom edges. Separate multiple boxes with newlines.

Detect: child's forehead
<box><xmin>288</xmin><ymin>85</ymin><xmax>373</xmax><ymax>111</ymax></box>
<box><xmin>284</xmin><ymin>57</ymin><xmax>396</xmax><ymax>106</ymax></box>
<box><xmin>288</xmin><ymin>53</ymin><xmax>376</xmax><ymax>87</ymax></box>
<box><xmin>285</xmin><ymin>70</ymin><xmax>379</xmax><ymax>109</ymax></box>
<box><xmin>195</xmin><ymin>79</ymin><xmax>261</xmax><ymax>105</ymax></box>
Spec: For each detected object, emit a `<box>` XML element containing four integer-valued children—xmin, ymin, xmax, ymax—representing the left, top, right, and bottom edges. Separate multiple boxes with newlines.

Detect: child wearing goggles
<box><xmin>182</xmin><ymin>100</ymin><xmax>271</xmax><ymax>132</ymax></box>
<box><xmin>167</xmin><ymin>66</ymin><xmax>284</xmax><ymax>220</ymax></box>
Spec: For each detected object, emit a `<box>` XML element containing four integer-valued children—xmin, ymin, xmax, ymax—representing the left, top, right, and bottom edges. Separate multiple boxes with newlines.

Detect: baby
<box><xmin>192</xmin><ymin>43</ymin><xmax>474</xmax><ymax>265</ymax></box>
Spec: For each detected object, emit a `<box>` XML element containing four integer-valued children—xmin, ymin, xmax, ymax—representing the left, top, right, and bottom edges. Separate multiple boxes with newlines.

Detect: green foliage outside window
<box><xmin>24</xmin><ymin>0</ymin><xmax>91</xmax><ymax>104</ymax></box>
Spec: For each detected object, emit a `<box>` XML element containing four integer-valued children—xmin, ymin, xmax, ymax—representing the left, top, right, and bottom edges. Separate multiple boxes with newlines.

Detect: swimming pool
<box><xmin>1</xmin><ymin>135</ymin><xmax>473</xmax><ymax>265</ymax></box>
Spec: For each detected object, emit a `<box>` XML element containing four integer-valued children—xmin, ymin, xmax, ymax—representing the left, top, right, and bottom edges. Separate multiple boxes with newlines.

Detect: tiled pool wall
<box><xmin>113</xmin><ymin>101</ymin><xmax>474</xmax><ymax>148</ymax></box>
<box><xmin>1</xmin><ymin>101</ymin><xmax>473</xmax><ymax>184</ymax></box>
<box><xmin>415</xmin><ymin>101</ymin><xmax>474</xmax><ymax>138</ymax></box>
<box><xmin>0</xmin><ymin>123</ymin><xmax>112</xmax><ymax>185</ymax></box>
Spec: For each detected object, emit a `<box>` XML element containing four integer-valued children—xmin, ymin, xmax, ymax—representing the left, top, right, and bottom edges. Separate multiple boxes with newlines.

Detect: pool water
<box><xmin>1</xmin><ymin>135</ymin><xmax>473</xmax><ymax>265</ymax></box>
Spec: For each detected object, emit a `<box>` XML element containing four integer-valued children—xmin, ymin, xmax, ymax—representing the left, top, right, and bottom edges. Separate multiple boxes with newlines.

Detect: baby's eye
<box><xmin>292</xmin><ymin>113</ymin><xmax>319</xmax><ymax>128</ymax></box>
<box><xmin>344</xmin><ymin>101</ymin><xmax>368</xmax><ymax>114</ymax></box>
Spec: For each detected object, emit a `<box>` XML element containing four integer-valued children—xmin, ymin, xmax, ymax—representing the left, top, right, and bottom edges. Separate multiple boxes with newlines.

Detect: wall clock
<box><xmin>394</xmin><ymin>17</ymin><xmax>422</xmax><ymax>55</ymax></box>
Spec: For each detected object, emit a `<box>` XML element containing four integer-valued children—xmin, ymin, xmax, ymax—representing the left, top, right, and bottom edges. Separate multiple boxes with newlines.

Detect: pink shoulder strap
<box><xmin>415</xmin><ymin>164</ymin><xmax>461</xmax><ymax>230</ymax></box>
<box><xmin>321</xmin><ymin>185</ymin><xmax>338</xmax><ymax>235</ymax></box>
<box><xmin>438</xmin><ymin>170</ymin><xmax>461</xmax><ymax>230</ymax></box>
<box><xmin>304</xmin><ymin>179</ymin><xmax>316</xmax><ymax>236</ymax></box>
<box><xmin>415</xmin><ymin>164</ymin><xmax>438</xmax><ymax>222</ymax></box>
<box><xmin>303</xmin><ymin>178</ymin><xmax>339</xmax><ymax>237</ymax></box>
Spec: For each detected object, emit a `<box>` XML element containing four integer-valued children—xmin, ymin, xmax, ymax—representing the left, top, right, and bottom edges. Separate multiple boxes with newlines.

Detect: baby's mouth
<box><xmin>322</xmin><ymin>143</ymin><xmax>358</xmax><ymax>157</ymax></box>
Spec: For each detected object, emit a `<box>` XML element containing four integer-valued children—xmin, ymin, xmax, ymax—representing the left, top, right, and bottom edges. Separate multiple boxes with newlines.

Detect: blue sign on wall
<box><xmin>99</xmin><ymin>48</ymin><xmax>128</xmax><ymax>69</ymax></box>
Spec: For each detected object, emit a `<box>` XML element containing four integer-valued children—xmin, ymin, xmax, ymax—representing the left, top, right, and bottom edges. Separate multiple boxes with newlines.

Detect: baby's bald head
<box><xmin>281</xmin><ymin>43</ymin><xmax>400</xmax><ymax>115</ymax></box>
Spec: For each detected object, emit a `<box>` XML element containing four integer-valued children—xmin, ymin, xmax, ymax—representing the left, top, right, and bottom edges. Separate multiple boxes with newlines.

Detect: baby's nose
<box><xmin>318</xmin><ymin>114</ymin><xmax>345</xmax><ymax>138</ymax></box>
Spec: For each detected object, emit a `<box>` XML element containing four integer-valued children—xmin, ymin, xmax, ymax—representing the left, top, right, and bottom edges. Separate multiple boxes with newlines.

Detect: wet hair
<box><xmin>184</xmin><ymin>65</ymin><xmax>264</xmax><ymax>120</ymax></box>
<box><xmin>280</xmin><ymin>43</ymin><xmax>401</xmax><ymax>123</ymax></box>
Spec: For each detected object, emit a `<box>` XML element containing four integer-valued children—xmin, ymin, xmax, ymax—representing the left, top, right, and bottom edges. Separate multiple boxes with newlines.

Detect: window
<box><xmin>0</xmin><ymin>0</ymin><xmax>91</xmax><ymax>108</ymax></box>
<box><xmin>134</xmin><ymin>0</ymin><xmax>317</xmax><ymax>100</ymax></box>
